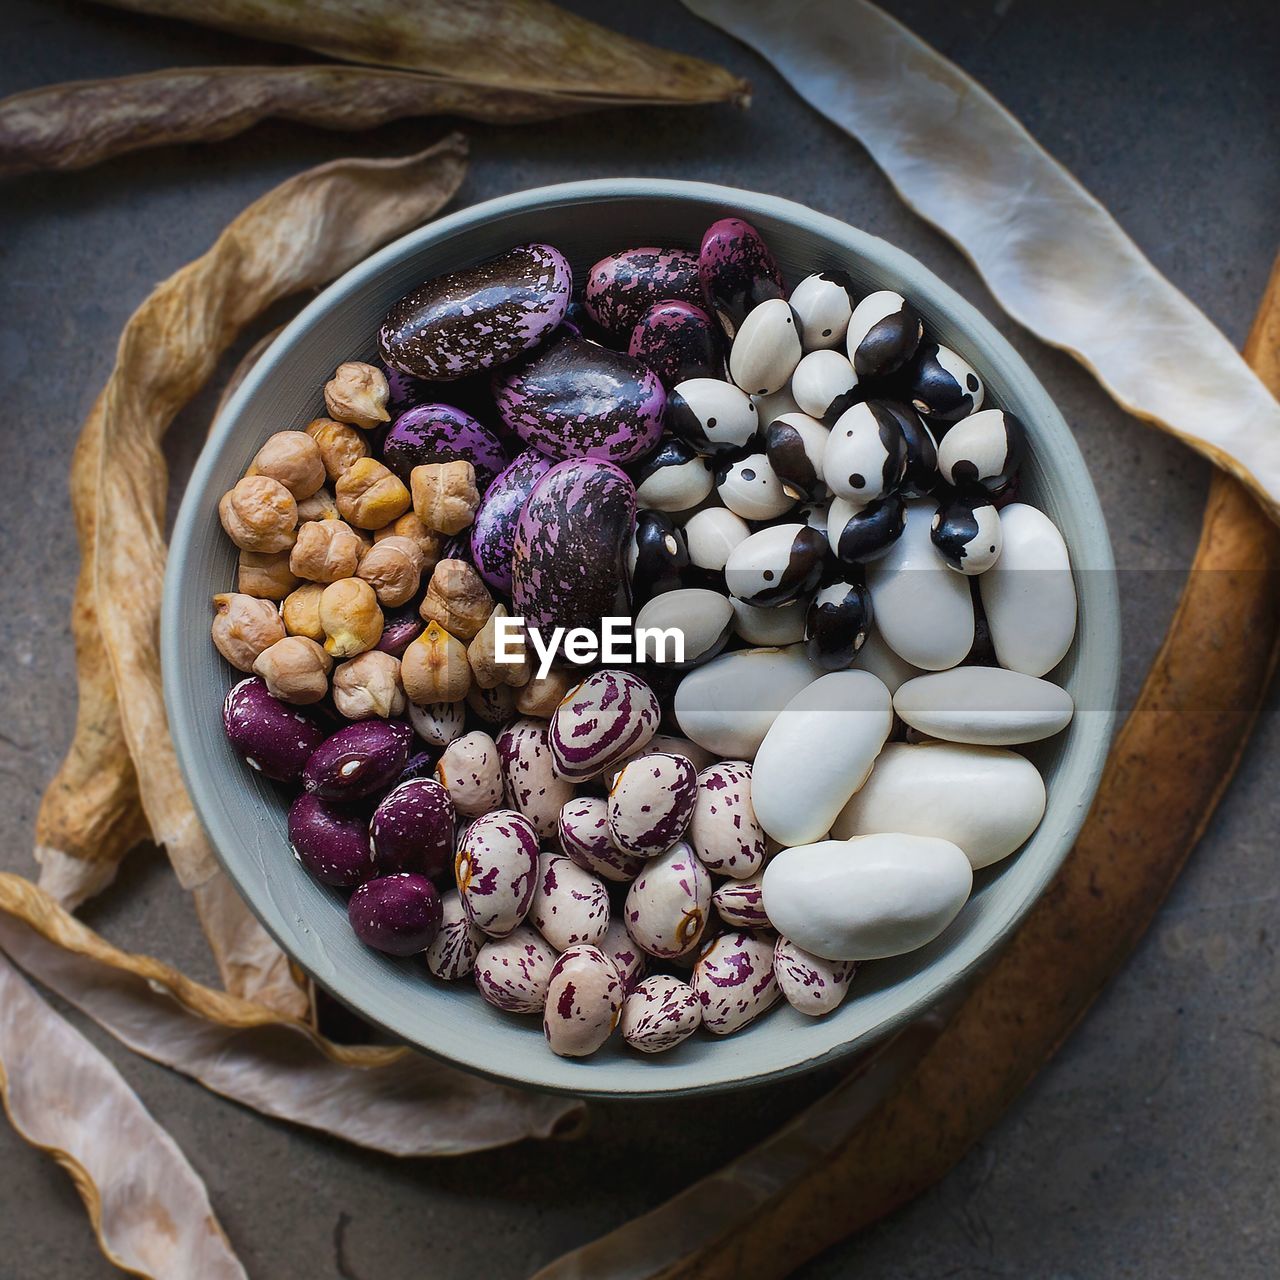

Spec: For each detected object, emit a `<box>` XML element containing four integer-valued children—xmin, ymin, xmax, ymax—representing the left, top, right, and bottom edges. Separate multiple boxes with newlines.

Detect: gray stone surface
<box><xmin>0</xmin><ymin>0</ymin><xmax>1277</xmax><ymax>1276</ymax></box>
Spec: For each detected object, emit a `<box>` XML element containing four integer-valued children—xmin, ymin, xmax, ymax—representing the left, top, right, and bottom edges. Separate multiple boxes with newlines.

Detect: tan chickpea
<box><xmin>515</xmin><ymin>668</ymin><xmax>574</xmax><ymax>719</ymax></box>
<box><xmin>323</xmin><ymin>361</ymin><xmax>391</xmax><ymax>429</ymax></box>
<box><xmin>410</xmin><ymin>460</ymin><xmax>481</xmax><ymax>535</ymax></box>
<box><xmin>295</xmin><ymin>487</ymin><xmax>340</xmax><ymax>522</ymax></box>
<box><xmin>288</xmin><ymin>518</ymin><xmax>364</xmax><ymax>583</ymax></box>
<box><xmin>374</xmin><ymin>511</ymin><xmax>442</xmax><ymax>569</ymax></box>
<box><xmin>247</xmin><ymin>431</ymin><xmax>325</xmax><ymax>499</ymax></box>
<box><xmin>418</xmin><ymin>558</ymin><xmax>493</xmax><ymax>641</ymax></box>
<box><xmin>319</xmin><ymin>577</ymin><xmax>384</xmax><ymax>658</ymax></box>
<box><xmin>237</xmin><ymin>549</ymin><xmax>299</xmax><ymax>600</ymax></box>
<box><xmin>356</xmin><ymin>535</ymin><xmax>423</xmax><ymax>608</ymax></box>
<box><xmin>252</xmin><ymin>635</ymin><xmax>333</xmax><ymax>704</ymax></box>
<box><xmin>305</xmin><ymin>417</ymin><xmax>370</xmax><ymax>482</ymax></box>
<box><xmin>332</xmin><ymin>651</ymin><xmax>406</xmax><ymax>720</ymax></box>
<box><xmin>210</xmin><ymin>592</ymin><xmax>285</xmax><ymax>672</ymax></box>
<box><xmin>335</xmin><ymin>457</ymin><xmax>411</xmax><ymax>530</ymax></box>
<box><xmin>281</xmin><ymin>582</ymin><xmax>326</xmax><ymax>641</ymax></box>
<box><xmin>218</xmin><ymin>474</ymin><xmax>298</xmax><ymax>553</ymax></box>
<box><xmin>401</xmin><ymin>621</ymin><xmax>471</xmax><ymax>704</ymax></box>
<box><xmin>467</xmin><ymin>605</ymin><xmax>531</xmax><ymax>689</ymax></box>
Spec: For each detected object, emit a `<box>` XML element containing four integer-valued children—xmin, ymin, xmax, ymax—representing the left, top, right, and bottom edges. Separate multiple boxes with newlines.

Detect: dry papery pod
<box><xmin>532</xmin><ymin>264</ymin><xmax>1280</xmax><ymax>1280</ymax></box>
<box><xmin>682</xmin><ymin>0</ymin><xmax>1280</xmax><ymax>525</ymax></box>
<box><xmin>34</xmin><ymin>136</ymin><xmax>468</xmax><ymax>1015</ymax></box>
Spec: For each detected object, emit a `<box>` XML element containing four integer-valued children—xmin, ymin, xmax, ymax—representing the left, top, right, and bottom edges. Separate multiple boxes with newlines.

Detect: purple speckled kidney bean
<box><xmin>557</xmin><ymin>795</ymin><xmax>646</xmax><ymax>883</ymax></box>
<box><xmin>425</xmin><ymin>890</ymin><xmax>482</xmax><ymax>980</ymax></box>
<box><xmin>712</xmin><ymin>876</ymin><xmax>770</xmax><ymax>930</ymax></box>
<box><xmin>469</xmin><ymin>449</ymin><xmax>554</xmax><ymax>592</ymax></box>
<box><xmin>474</xmin><ymin>925</ymin><xmax>558</xmax><ymax>1013</ymax></box>
<box><xmin>379</xmin><ymin>243</ymin><xmax>571</xmax><ymax>381</ymax></box>
<box><xmin>348</xmin><ymin>873</ymin><xmax>442</xmax><ymax>956</ymax></box>
<box><xmin>302</xmin><ymin>720</ymin><xmax>412</xmax><ymax>801</ymax></box>
<box><xmin>512</xmin><ymin>463</ymin><xmax>637</xmax><ymax>639</ymax></box>
<box><xmin>497</xmin><ymin>718</ymin><xmax>574</xmax><ymax>839</ymax></box>
<box><xmin>620</xmin><ymin>974</ymin><xmax>702</xmax><ymax>1054</ymax></box>
<box><xmin>598</xmin><ymin>918</ymin><xmax>647</xmax><ymax>993</ymax></box>
<box><xmin>547</xmin><ymin>670</ymin><xmax>659</xmax><ymax>783</ymax></box>
<box><xmin>454</xmin><ymin>808</ymin><xmax>538</xmax><ymax>938</ymax></box>
<box><xmin>494</xmin><ymin>333</ymin><xmax>665</xmax><ymax>463</ymax></box>
<box><xmin>692</xmin><ymin>929</ymin><xmax>781</xmax><ymax>1035</ymax></box>
<box><xmin>529</xmin><ymin>851</ymin><xmax>610</xmax><ymax>951</ymax></box>
<box><xmin>629</xmin><ymin>299</ymin><xmax>724</xmax><ymax>388</ymax></box>
<box><xmin>369</xmin><ymin>777</ymin><xmax>454</xmax><ymax>878</ymax></box>
<box><xmin>584</xmin><ymin>247</ymin><xmax>702</xmax><ymax>336</ymax></box>
<box><xmin>288</xmin><ymin>793</ymin><xmax>374</xmax><ymax>886</ymax></box>
<box><xmin>543</xmin><ymin>944</ymin><xmax>624</xmax><ymax>1058</ymax></box>
<box><xmin>223</xmin><ymin>676</ymin><xmax>324</xmax><ymax>782</ymax></box>
<box><xmin>699</xmin><ymin>218</ymin><xmax>786</xmax><ymax>339</ymax></box>
<box><xmin>436</xmin><ymin>730</ymin><xmax>504</xmax><ymax>817</ymax></box>
<box><xmin>380</xmin><ymin>403</ymin><xmax>507</xmax><ymax>488</ymax></box>
<box><xmin>624</xmin><ymin>840</ymin><xmax>711</xmax><ymax>959</ymax></box>
<box><xmin>689</xmin><ymin>761</ymin><xmax>767</xmax><ymax>880</ymax></box>
<box><xmin>375</xmin><ymin>608</ymin><xmax>423</xmax><ymax>658</ymax></box>
<box><xmin>773</xmin><ymin>936</ymin><xmax>858</xmax><ymax>1017</ymax></box>
<box><xmin>607</xmin><ymin>752</ymin><xmax>698</xmax><ymax>857</ymax></box>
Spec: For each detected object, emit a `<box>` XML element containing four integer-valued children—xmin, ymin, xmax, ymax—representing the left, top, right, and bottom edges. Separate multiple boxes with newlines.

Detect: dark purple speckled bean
<box><xmin>547</xmin><ymin>670</ymin><xmax>659</xmax><ymax>783</ymax></box>
<box><xmin>493</xmin><ymin>333</ymin><xmax>665</xmax><ymax>463</ymax></box>
<box><xmin>370</xmin><ymin>777</ymin><xmax>455</xmax><ymax>878</ymax></box>
<box><xmin>375</xmin><ymin>608</ymin><xmax>423</xmax><ymax>658</ymax></box>
<box><xmin>620</xmin><ymin>973</ymin><xmax>701</xmax><ymax>1054</ymax></box>
<box><xmin>302</xmin><ymin>720</ymin><xmax>412</xmax><ymax>802</ymax></box>
<box><xmin>583</xmin><ymin>247</ymin><xmax>702</xmax><ymax>336</ymax></box>
<box><xmin>628</xmin><ymin>299</ymin><xmax>724</xmax><ymax>388</ymax></box>
<box><xmin>288</xmin><ymin>793</ymin><xmax>374</xmax><ymax>887</ymax></box>
<box><xmin>469</xmin><ymin>448</ymin><xmax>554</xmax><ymax>593</ymax></box>
<box><xmin>379</xmin><ymin>361</ymin><xmax>431</xmax><ymax>415</ymax></box>
<box><xmin>607</xmin><ymin>752</ymin><xmax>698</xmax><ymax>856</ymax></box>
<box><xmin>222</xmin><ymin>676</ymin><xmax>324</xmax><ymax>782</ymax></box>
<box><xmin>380</xmin><ymin>402</ymin><xmax>507</xmax><ymax>489</ymax></box>
<box><xmin>378</xmin><ymin>243</ymin><xmax>571</xmax><ymax>381</ymax></box>
<box><xmin>348</xmin><ymin>873</ymin><xmax>442</xmax><ymax>955</ymax></box>
<box><xmin>699</xmin><ymin>217</ymin><xmax>786</xmax><ymax>339</ymax></box>
<box><xmin>511</xmin><ymin>460</ymin><xmax>636</xmax><ymax>637</ymax></box>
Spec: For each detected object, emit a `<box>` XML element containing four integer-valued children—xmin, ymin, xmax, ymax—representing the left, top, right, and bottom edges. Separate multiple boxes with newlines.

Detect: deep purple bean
<box><xmin>288</xmin><ymin>793</ymin><xmax>374</xmax><ymax>887</ymax></box>
<box><xmin>222</xmin><ymin>676</ymin><xmax>324</xmax><ymax>782</ymax></box>
<box><xmin>370</xmin><ymin>778</ymin><xmax>455</xmax><ymax>878</ymax></box>
<box><xmin>348</xmin><ymin>873</ymin><xmax>443</xmax><ymax>955</ymax></box>
<box><xmin>375</xmin><ymin>609</ymin><xmax>424</xmax><ymax>658</ymax></box>
<box><xmin>302</xmin><ymin>720</ymin><xmax>413</xmax><ymax>801</ymax></box>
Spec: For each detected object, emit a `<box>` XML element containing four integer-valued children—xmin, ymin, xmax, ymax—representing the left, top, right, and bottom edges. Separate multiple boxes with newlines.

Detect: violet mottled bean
<box><xmin>691</xmin><ymin>930</ymin><xmax>781</xmax><ymax>1035</ymax></box>
<box><xmin>620</xmin><ymin>974</ymin><xmax>702</xmax><ymax>1054</ymax></box>
<box><xmin>375</xmin><ymin>609</ymin><xmax>423</xmax><ymax>658</ymax></box>
<box><xmin>348</xmin><ymin>873</ymin><xmax>442</xmax><ymax>956</ymax></box>
<box><xmin>543</xmin><ymin>945</ymin><xmax>624</xmax><ymax>1058</ymax></box>
<box><xmin>301</xmin><ymin>719</ymin><xmax>412</xmax><ymax>801</ymax></box>
<box><xmin>529</xmin><ymin>851</ymin><xmax>610</xmax><ymax>952</ymax></box>
<box><xmin>474</xmin><ymin>926</ymin><xmax>557</xmax><ymax>1014</ymax></box>
<box><xmin>607</xmin><ymin>752</ymin><xmax>698</xmax><ymax>857</ymax></box>
<box><xmin>469</xmin><ymin>449</ymin><xmax>554</xmax><ymax>593</ymax></box>
<box><xmin>773</xmin><ymin>936</ymin><xmax>858</xmax><ymax>1017</ymax></box>
<box><xmin>288</xmin><ymin>793</ymin><xmax>373</xmax><ymax>887</ymax></box>
<box><xmin>425</xmin><ymin>890</ymin><xmax>482</xmax><ymax>980</ymax></box>
<box><xmin>454</xmin><ymin>808</ymin><xmax>539</xmax><ymax>938</ymax></box>
<box><xmin>369</xmin><ymin>777</ymin><xmax>455</xmax><ymax>878</ymax></box>
<box><xmin>584</xmin><ymin>246</ymin><xmax>702</xmax><ymax>336</ymax></box>
<box><xmin>629</xmin><ymin>299</ymin><xmax>724</xmax><ymax>388</ymax></box>
<box><xmin>223</xmin><ymin>676</ymin><xmax>324</xmax><ymax>782</ymax></box>
<box><xmin>699</xmin><ymin>217</ymin><xmax>785</xmax><ymax>339</ymax></box>
<box><xmin>380</xmin><ymin>402</ymin><xmax>507</xmax><ymax>489</ymax></box>
<box><xmin>712</xmin><ymin>876</ymin><xmax>770</xmax><ymax>929</ymax></box>
<box><xmin>598</xmin><ymin>917</ymin><xmax>647</xmax><ymax>993</ymax></box>
<box><xmin>547</xmin><ymin>669</ymin><xmax>659</xmax><ymax>783</ymax></box>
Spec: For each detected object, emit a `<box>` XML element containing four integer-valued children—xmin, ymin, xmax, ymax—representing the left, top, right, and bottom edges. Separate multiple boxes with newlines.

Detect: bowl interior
<box><xmin>164</xmin><ymin>180</ymin><xmax>1119</xmax><ymax>1097</ymax></box>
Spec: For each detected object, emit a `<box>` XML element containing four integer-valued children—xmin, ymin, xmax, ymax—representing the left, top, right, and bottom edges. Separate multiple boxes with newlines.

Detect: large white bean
<box><xmin>894</xmin><ymin>667</ymin><xmax>1074</xmax><ymax>746</ymax></box>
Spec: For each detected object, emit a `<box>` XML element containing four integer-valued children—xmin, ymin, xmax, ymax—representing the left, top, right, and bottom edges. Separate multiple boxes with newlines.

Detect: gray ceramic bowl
<box><xmin>163</xmin><ymin>179</ymin><xmax>1119</xmax><ymax>1098</ymax></box>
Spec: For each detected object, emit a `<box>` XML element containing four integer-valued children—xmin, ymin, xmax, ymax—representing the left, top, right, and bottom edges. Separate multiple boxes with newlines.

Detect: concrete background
<box><xmin>1</xmin><ymin>0</ymin><xmax>1277</xmax><ymax>1276</ymax></box>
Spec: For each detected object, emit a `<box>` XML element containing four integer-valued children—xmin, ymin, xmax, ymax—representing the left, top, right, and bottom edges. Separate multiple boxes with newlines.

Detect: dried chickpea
<box><xmin>237</xmin><ymin>549</ymin><xmax>299</xmax><ymax>600</ymax></box>
<box><xmin>281</xmin><ymin>582</ymin><xmax>325</xmax><ymax>641</ymax></box>
<box><xmin>335</xmin><ymin>457</ymin><xmax>411</xmax><ymax>530</ymax></box>
<box><xmin>252</xmin><ymin>635</ymin><xmax>333</xmax><ymax>704</ymax></box>
<box><xmin>418</xmin><ymin>559</ymin><xmax>493</xmax><ymax>641</ymax></box>
<box><xmin>323</xmin><ymin>361</ymin><xmax>391</xmax><ymax>429</ymax></box>
<box><xmin>410</xmin><ymin>460</ymin><xmax>481</xmax><ymax>535</ymax></box>
<box><xmin>289</xmin><ymin>518</ymin><xmax>364</xmax><ymax>583</ymax></box>
<box><xmin>468</xmin><ymin>605</ymin><xmax>531</xmax><ymax>689</ymax></box>
<box><xmin>305</xmin><ymin>417</ymin><xmax>369</xmax><ymax>481</ymax></box>
<box><xmin>357</xmin><ymin>534</ymin><xmax>424</xmax><ymax>607</ymax></box>
<box><xmin>319</xmin><ymin>577</ymin><xmax>384</xmax><ymax>658</ymax></box>
<box><xmin>332</xmin><ymin>651</ymin><xmax>406</xmax><ymax>720</ymax></box>
<box><xmin>296</xmin><ymin>487</ymin><xmax>339</xmax><ymax>522</ymax></box>
<box><xmin>374</xmin><ymin>511</ymin><xmax>442</xmax><ymax>569</ymax></box>
<box><xmin>218</xmin><ymin>474</ymin><xmax>298</xmax><ymax>553</ymax></box>
<box><xmin>247</xmin><ymin>431</ymin><xmax>325</xmax><ymax>499</ymax></box>
<box><xmin>515</xmin><ymin>668</ymin><xmax>574</xmax><ymax>718</ymax></box>
<box><xmin>210</xmin><ymin>592</ymin><xmax>285</xmax><ymax>672</ymax></box>
<box><xmin>401</xmin><ymin>621</ymin><xmax>471</xmax><ymax>704</ymax></box>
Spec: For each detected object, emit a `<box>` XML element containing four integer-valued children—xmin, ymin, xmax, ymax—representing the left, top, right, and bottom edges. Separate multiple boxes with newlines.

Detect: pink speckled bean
<box><xmin>425</xmin><ymin>890</ymin><xmax>482</xmax><ymax>980</ymax></box>
<box><xmin>529</xmin><ymin>851</ymin><xmax>610</xmax><ymax>952</ymax></box>
<box><xmin>689</xmin><ymin>760</ymin><xmax>767</xmax><ymax>880</ymax></box>
<box><xmin>547</xmin><ymin>669</ymin><xmax>659</xmax><ymax>783</ymax></box>
<box><xmin>624</xmin><ymin>840</ymin><xmax>711</xmax><ymax>960</ymax></box>
<box><xmin>543</xmin><ymin>944</ymin><xmax>624</xmax><ymax>1058</ymax></box>
<box><xmin>557</xmin><ymin>795</ymin><xmax>646</xmax><ymax>883</ymax></box>
<box><xmin>773</xmin><ymin>936</ymin><xmax>858</xmax><ymax>1017</ymax></box>
<box><xmin>607</xmin><ymin>752</ymin><xmax>698</xmax><ymax>857</ymax></box>
<box><xmin>497</xmin><ymin>717</ymin><xmax>575</xmax><ymax>839</ymax></box>
<box><xmin>598</xmin><ymin>918</ymin><xmax>647</xmax><ymax>993</ymax></box>
<box><xmin>474</xmin><ymin>926</ymin><xmax>557</xmax><ymax>1013</ymax></box>
<box><xmin>436</xmin><ymin>730</ymin><xmax>504</xmax><ymax>817</ymax></box>
<box><xmin>712</xmin><ymin>876</ymin><xmax>770</xmax><ymax>930</ymax></box>
<box><xmin>691</xmin><ymin>930</ymin><xmax>781</xmax><ymax>1035</ymax></box>
<box><xmin>620</xmin><ymin>974</ymin><xmax>702</xmax><ymax>1055</ymax></box>
<box><xmin>454</xmin><ymin>809</ymin><xmax>538</xmax><ymax>938</ymax></box>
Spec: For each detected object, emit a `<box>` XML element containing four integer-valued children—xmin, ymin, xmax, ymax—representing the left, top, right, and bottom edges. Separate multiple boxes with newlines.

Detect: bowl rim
<box><xmin>163</xmin><ymin>178</ymin><xmax>1119</xmax><ymax>1098</ymax></box>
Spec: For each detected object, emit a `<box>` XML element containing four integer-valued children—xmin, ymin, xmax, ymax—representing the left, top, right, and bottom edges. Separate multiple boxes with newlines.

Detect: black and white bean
<box><xmin>823</xmin><ymin>401</ymin><xmax>909</xmax><ymax>505</ymax></box>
